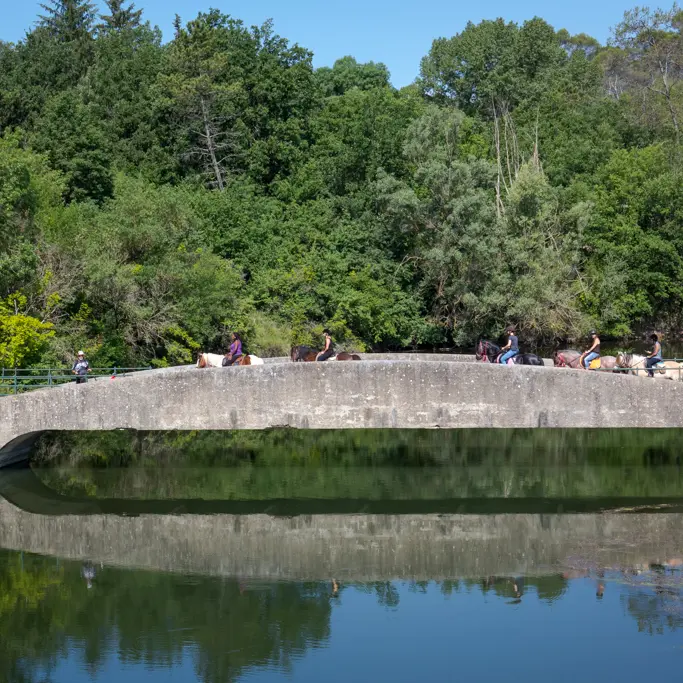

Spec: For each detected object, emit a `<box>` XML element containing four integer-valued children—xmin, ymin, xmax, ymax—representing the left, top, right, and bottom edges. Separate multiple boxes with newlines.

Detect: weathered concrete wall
<box><xmin>0</xmin><ymin>497</ymin><xmax>680</xmax><ymax>579</ymax></box>
<box><xmin>2</xmin><ymin>360</ymin><xmax>683</xmax><ymax>467</ymax></box>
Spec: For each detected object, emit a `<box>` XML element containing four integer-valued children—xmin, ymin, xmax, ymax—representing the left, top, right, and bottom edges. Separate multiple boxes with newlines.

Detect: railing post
<box><xmin>13</xmin><ymin>371</ymin><xmax>17</xmax><ymax>395</ymax></box>
<box><xmin>113</xmin><ymin>366</ymin><xmax>117</xmax><ymax>378</ymax></box>
<box><xmin>48</xmin><ymin>369</ymin><xmax>52</xmax><ymax>387</ymax></box>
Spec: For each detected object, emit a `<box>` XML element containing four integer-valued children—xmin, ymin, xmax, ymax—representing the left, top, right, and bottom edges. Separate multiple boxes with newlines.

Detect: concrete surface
<box><xmin>2</xmin><ymin>360</ymin><xmax>683</xmax><ymax>467</ymax></box>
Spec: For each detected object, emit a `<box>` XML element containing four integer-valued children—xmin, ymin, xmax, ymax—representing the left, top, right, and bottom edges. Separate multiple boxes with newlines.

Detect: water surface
<box><xmin>2</xmin><ymin>428</ymin><xmax>683</xmax><ymax>682</ymax></box>
<box><xmin>1</xmin><ymin>551</ymin><xmax>681</xmax><ymax>683</ymax></box>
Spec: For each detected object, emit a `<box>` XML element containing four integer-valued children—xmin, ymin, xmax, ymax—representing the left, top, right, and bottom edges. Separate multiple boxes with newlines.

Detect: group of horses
<box><xmin>477</xmin><ymin>340</ymin><xmax>682</xmax><ymax>380</ymax></box>
<box><xmin>555</xmin><ymin>349</ymin><xmax>683</xmax><ymax>380</ymax></box>
<box><xmin>197</xmin><ymin>340</ymin><xmax>680</xmax><ymax>380</ymax></box>
<box><xmin>196</xmin><ymin>345</ymin><xmax>361</xmax><ymax>368</ymax></box>
<box><xmin>289</xmin><ymin>346</ymin><xmax>361</xmax><ymax>362</ymax></box>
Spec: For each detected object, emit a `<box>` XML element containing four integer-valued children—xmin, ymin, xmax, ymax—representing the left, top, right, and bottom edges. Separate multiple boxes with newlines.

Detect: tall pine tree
<box><xmin>98</xmin><ymin>0</ymin><xmax>144</xmax><ymax>33</ymax></box>
<box><xmin>38</xmin><ymin>0</ymin><xmax>97</xmax><ymax>42</ymax></box>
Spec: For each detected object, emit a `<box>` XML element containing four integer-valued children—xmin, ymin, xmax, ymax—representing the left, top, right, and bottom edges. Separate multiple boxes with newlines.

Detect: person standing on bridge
<box><xmin>316</xmin><ymin>329</ymin><xmax>335</xmax><ymax>362</ymax></box>
<box><xmin>72</xmin><ymin>351</ymin><xmax>91</xmax><ymax>384</ymax></box>
<box><xmin>499</xmin><ymin>327</ymin><xmax>519</xmax><ymax>365</ymax></box>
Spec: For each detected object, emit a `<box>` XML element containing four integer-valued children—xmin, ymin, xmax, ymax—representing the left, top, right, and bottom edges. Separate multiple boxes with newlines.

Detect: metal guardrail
<box><xmin>0</xmin><ymin>367</ymin><xmax>152</xmax><ymax>396</ymax></box>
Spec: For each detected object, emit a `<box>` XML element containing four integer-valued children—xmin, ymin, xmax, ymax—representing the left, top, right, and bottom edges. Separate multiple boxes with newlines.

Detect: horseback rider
<box><xmin>499</xmin><ymin>326</ymin><xmax>519</xmax><ymax>365</ymax></box>
<box><xmin>580</xmin><ymin>331</ymin><xmax>601</xmax><ymax>370</ymax></box>
<box><xmin>316</xmin><ymin>329</ymin><xmax>335</xmax><ymax>362</ymax></box>
<box><xmin>645</xmin><ymin>333</ymin><xmax>663</xmax><ymax>378</ymax></box>
<box><xmin>222</xmin><ymin>332</ymin><xmax>244</xmax><ymax>366</ymax></box>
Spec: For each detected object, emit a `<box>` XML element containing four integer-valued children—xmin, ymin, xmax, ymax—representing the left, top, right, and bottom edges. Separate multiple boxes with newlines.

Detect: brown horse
<box><xmin>290</xmin><ymin>345</ymin><xmax>360</xmax><ymax>362</ymax></box>
<box><xmin>586</xmin><ymin>356</ymin><xmax>618</xmax><ymax>370</ymax></box>
<box><xmin>553</xmin><ymin>350</ymin><xmax>582</xmax><ymax>368</ymax></box>
<box><xmin>291</xmin><ymin>345</ymin><xmax>317</xmax><ymax>362</ymax></box>
<box><xmin>335</xmin><ymin>352</ymin><xmax>362</xmax><ymax>361</ymax></box>
<box><xmin>554</xmin><ymin>350</ymin><xmax>617</xmax><ymax>370</ymax></box>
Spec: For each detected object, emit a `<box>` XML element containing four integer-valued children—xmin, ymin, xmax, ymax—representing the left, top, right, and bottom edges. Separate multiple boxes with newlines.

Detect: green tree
<box><xmin>609</xmin><ymin>4</ymin><xmax>683</xmax><ymax>143</ymax></box>
<box><xmin>585</xmin><ymin>144</ymin><xmax>683</xmax><ymax>334</ymax></box>
<box><xmin>0</xmin><ymin>294</ymin><xmax>55</xmax><ymax>367</ymax></box>
<box><xmin>316</xmin><ymin>56</ymin><xmax>391</xmax><ymax>96</ymax></box>
<box><xmin>97</xmin><ymin>0</ymin><xmax>143</xmax><ymax>33</ymax></box>
<box><xmin>31</xmin><ymin>92</ymin><xmax>114</xmax><ymax>203</ymax></box>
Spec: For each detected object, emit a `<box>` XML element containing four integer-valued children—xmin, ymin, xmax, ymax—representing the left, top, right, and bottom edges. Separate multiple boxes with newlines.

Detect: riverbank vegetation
<box><xmin>2</xmin><ymin>2</ymin><xmax>683</xmax><ymax>366</ymax></box>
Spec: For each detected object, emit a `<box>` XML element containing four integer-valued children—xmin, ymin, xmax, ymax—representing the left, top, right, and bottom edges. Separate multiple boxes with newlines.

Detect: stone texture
<box><xmin>1</xmin><ymin>360</ymin><xmax>682</xmax><ymax>466</ymax></box>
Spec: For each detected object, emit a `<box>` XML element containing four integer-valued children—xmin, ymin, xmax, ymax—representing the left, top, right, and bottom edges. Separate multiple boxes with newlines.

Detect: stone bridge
<box><xmin>2</xmin><ymin>358</ymin><xmax>683</xmax><ymax>467</ymax></box>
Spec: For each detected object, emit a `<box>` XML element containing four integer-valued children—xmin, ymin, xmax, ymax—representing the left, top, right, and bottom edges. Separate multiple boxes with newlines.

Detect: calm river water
<box><xmin>0</xmin><ymin>429</ymin><xmax>682</xmax><ymax>682</ymax></box>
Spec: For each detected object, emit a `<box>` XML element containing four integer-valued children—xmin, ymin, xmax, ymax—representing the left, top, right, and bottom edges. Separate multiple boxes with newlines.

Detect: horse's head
<box><xmin>615</xmin><ymin>352</ymin><xmax>628</xmax><ymax>368</ymax></box>
<box><xmin>553</xmin><ymin>351</ymin><xmax>565</xmax><ymax>367</ymax></box>
<box><xmin>197</xmin><ymin>353</ymin><xmax>206</xmax><ymax>369</ymax></box>
<box><xmin>290</xmin><ymin>346</ymin><xmax>298</xmax><ymax>362</ymax></box>
<box><xmin>477</xmin><ymin>340</ymin><xmax>499</xmax><ymax>362</ymax></box>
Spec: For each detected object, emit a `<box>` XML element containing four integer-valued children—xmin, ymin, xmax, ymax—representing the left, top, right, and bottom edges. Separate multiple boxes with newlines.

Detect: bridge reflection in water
<box><xmin>1</xmin><ymin>428</ymin><xmax>683</xmax><ymax>682</ymax></box>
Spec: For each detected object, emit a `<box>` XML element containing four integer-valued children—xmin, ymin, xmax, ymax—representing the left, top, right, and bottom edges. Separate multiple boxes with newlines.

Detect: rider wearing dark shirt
<box><xmin>317</xmin><ymin>329</ymin><xmax>335</xmax><ymax>362</ymax></box>
<box><xmin>499</xmin><ymin>327</ymin><xmax>519</xmax><ymax>365</ymax></box>
<box><xmin>645</xmin><ymin>333</ymin><xmax>663</xmax><ymax>378</ymax></box>
<box><xmin>72</xmin><ymin>351</ymin><xmax>90</xmax><ymax>384</ymax></box>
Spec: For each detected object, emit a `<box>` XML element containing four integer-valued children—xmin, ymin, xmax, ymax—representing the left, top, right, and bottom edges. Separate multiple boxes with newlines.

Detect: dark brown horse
<box><xmin>290</xmin><ymin>346</ymin><xmax>361</xmax><ymax>362</ymax></box>
<box><xmin>336</xmin><ymin>352</ymin><xmax>361</xmax><ymax>361</ymax></box>
<box><xmin>291</xmin><ymin>345</ymin><xmax>318</xmax><ymax>362</ymax></box>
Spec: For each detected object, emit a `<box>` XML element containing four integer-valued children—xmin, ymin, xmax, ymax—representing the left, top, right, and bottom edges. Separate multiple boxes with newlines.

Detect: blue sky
<box><xmin>3</xmin><ymin>0</ymin><xmax>638</xmax><ymax>86</ymax></box>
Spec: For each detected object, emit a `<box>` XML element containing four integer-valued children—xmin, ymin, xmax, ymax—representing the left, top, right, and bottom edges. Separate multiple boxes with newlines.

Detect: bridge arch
<box><xmin>1</xmin><ymin>360</ymin><xmax>683</xmax><ymax>467</ymax></box>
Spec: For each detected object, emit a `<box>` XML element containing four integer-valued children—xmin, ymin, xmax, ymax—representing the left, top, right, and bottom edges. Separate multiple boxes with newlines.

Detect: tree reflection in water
<box><xmin>1</xmin><ymin>550</ymin><xmax>682</xmax><ymax>683</ymax></box>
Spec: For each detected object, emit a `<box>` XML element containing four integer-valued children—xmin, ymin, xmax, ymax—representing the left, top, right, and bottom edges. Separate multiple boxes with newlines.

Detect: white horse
<box><xmin>616</xmin><ymin>353</ymin><xmax>683</xmax><ymax>380</ymax></box>
<box><xmin>197</xmin><ymin>352</ymin><xmax>265</xmax><ymax>368</ymax></box>
<box><xmin>240</xmin><ymin>354</ymin><xmax>265</xmax><ymax>366</ymax></box>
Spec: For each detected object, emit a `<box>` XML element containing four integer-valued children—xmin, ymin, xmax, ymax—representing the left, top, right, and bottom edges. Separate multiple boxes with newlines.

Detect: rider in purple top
<box><xmin>223</xmin><ymin>333</ymin><xmax>243</xmax><ymax>366</ymax></box>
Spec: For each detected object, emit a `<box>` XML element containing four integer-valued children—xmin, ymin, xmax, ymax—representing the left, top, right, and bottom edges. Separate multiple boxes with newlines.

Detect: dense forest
<box><xmin>2</xmin><ymin>1</ymin><xmax>683</xmax><ymax>367</ymax></box>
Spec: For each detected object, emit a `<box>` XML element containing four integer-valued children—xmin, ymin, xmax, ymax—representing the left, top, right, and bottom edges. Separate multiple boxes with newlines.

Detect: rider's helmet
<box><xmin>589</xmin><ymin>330</ymin><xmax>597</xmax><ymax>336</ymax></box>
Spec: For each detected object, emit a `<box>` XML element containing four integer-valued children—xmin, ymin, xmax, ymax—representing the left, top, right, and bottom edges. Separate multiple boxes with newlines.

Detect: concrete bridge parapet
<box><xmin>1</xmin><ymin>360</ymin><xmax>682</xmax><ymax>467</ymax></box>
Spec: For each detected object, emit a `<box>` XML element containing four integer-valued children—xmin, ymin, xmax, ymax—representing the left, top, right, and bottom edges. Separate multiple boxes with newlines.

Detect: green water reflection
<box><xmin>30</xmin><ymin>429</ymin><xmax>683</xmax><ymax>503</ymax></box>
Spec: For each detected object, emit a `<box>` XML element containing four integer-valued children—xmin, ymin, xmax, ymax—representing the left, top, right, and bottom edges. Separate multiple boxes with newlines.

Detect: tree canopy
<box><xmin>0</xmin><ymin>3</ymin><xmax>682</xmax><ymax>367</ymax></box>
